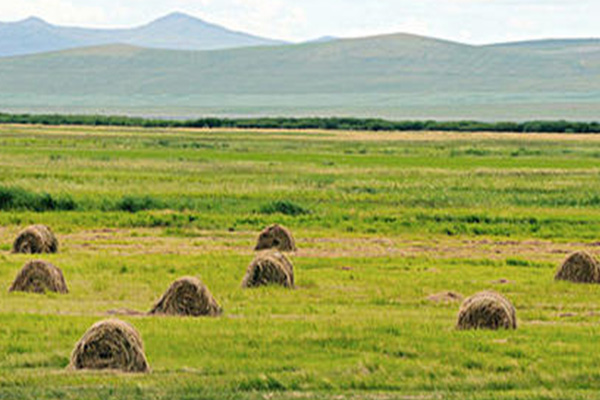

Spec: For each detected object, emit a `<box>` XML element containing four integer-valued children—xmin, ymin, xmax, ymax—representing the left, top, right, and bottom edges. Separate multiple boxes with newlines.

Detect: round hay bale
<box><xmin>457</xmin><ymin>291</ymin><xmax>517</xmax><ymax>330</ymax></box>
<box><xmin>9</xmin><ymin>260</ymin><xmax>68</xmax><ymax>294</ymax></box>
<box><xmin>149</xmin><ymin>277</ymin><xmax>222</xmax><ymax>317</ymax></box>
<box><xmin>254</xmin><ymin>224</ymin><xmax>296</xmax><ymax>252</ymax></box>
<box><xmin>12</xmin><ymin>225</ymin><xmax>58</xmax><ymax>254</ymax></box>
<box><xmin>69</xmin><ymin>319</ymin><xmax>149</xmax><ymax>373</ymax></box>
<box><xmin>242</xmin><ymin>251</ymin><xmax>294</xmax><ymax>288</ymax></box>
<box><xmin>555</xmin><ymin>251</ymin><xmax>600</xmax><ymax>284</ymax></box>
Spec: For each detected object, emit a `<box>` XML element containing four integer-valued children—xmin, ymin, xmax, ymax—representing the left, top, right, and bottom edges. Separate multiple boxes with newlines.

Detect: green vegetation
<box><xmin>2</xmin><ymin>113</ymin><xmax>600</xmax><ymax>133</ymax></box>
<box><xmin>1</xmin><ymin>124</ymin><xmax>600</xmax><ymax>399</ymax></box>
<box><xmin>259</xmin><ymin>200</ymin><xmax>311</xmax><ymax>216</ymax></box>
<box><xmin>0</xmin><ymin>185</ymin><xmax>76</xmax><ymax>211</ymax></box>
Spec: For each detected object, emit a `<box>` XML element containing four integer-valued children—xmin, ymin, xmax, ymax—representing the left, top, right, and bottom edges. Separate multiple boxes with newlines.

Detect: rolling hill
<box><xmin>488</xmin><ymin>38</ymin><xmax>600</xmax><ymax>55</ymax></box>
<box><xmin>0</xmin><ymin>12</ymin><xmax>285</xmax><ymax>57</ymax></box>
<box><xmin>0</xmin><ymin>33</ymin><xmax>599</xmax><ymax>120</ymax></box>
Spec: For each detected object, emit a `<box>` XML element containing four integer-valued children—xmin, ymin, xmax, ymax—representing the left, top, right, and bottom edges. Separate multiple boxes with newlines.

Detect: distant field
<box><xmin>1</xmin><ymin>125</ymin><xmax>600</xmax><ymax>399</ymax></box>
<box><xmin>2</xmin><ymin>92</ymin><xmax>600</xmax><ymax>121</ymax></box>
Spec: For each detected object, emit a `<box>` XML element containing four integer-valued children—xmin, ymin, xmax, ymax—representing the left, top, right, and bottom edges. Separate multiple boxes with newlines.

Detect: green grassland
<box><xmin>1</xmin><ymin>34</ymin><xmax>600</xmax><ymax>120</ymax></box>
<box><xmin>1</xmin><ymin>125</ymin><xmax>600</xmax><ymax>399</ymax></box>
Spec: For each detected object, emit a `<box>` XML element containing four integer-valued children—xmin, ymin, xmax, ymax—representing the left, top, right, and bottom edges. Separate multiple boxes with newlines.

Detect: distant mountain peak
<box><xmin>0</xmin><ymin>12</ymin><xmax>285</xmax><ymax>57</ymax></box>
<box><xmin>17</xmin><ymin>16</ymin><xmax>49</xmax><ymax>26</ymax></box>
<box><xmin>149</xmin><ymin>11</ymin><xmax>211</xmax><ymax>26</ymax></box>
<box><xmin>162</xmin><ymin>11</ymin><xmax>196</xmax><ymax>20</ymax></box>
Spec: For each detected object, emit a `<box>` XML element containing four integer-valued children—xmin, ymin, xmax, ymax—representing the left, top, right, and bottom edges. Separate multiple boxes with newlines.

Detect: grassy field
<box><xmin>1</xmin><ymin>124</ymin><xmax>600</xmax><ymax>399</ymax></box>
<box><xmin>2</xmin><ymin>34</ymin><xmax>600</xmax><ymax>121</ymax></box>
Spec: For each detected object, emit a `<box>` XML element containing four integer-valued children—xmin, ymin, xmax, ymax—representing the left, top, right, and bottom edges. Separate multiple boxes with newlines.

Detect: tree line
<box><xmin>1</xmin><ymin>113</ymin><xmax>599</xmax><ymax>133</ymax></box>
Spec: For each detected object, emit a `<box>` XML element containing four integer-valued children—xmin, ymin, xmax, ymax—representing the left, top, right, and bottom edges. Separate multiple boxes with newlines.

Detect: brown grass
<box><xmin>9</xmin><ymin>260</ymin><xmax>68</xmax><ymax>294</ymax></box>
<box><xmin>242</xmin><ymin>251</ymin><xmax>295</xmax><ymax>288</ymax></box>
<box><xmin>69</xmin><ymin>319</ymin><xmax>149</xmax><ymax>373</ymax></box>
<box><xmin>254</xmin><ymin>224</ymin><xmax>297</xmax><ymax>252</ymax></box>
<box><xmin>427</xmin><ymin>291</ymin><xmax>463</xmax><ymax>303</ymax></box>
<box><xmin>457</xmin><ymin>291</ymin><xmax>517</xmax><ymax>330</ymax></box>
<box><xmin>12</xmin><ymin>225</ymin><xmax>58</xmax><ymax>254</ymax></box>
<box><xmin>149</xmin><ymin>277</ymin><xmax>222</xmax><ymax>317</ymax></box>
<box><xmin>555</xmin><ymin>251</ymin><xmax>600</xmax><ymax>284</ymax></box>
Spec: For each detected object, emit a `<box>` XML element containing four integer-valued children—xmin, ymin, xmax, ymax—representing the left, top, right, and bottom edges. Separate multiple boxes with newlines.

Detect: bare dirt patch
<box><xmin>491</xmin><ymin>279</ymin><xmax>514</xmax><ymax>285</ymax></box>
<box><xmin>106</xmin><ymin>308</ymin><xmax>146</xmax><ymax>316</ymax></box>
<box><xmin>427</xmin><ymin>291</ymin><xmax>463</xmax><ymax>303</ymax></box>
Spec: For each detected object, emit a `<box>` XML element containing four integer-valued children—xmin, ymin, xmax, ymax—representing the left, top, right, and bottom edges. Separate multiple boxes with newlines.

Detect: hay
<box><xmin>9</xmin><ymin>260</ymin><xmax>68</xmax><ymax>294</ymax></box>
<box><xmin>69</xmin><ymin>319</ymin><xmax>149</xmax><ymax>373</ymax></box>
<box><xmin>427</xmin><ymin>291</ymin><xmax>463</xmax><ymax>303</ymax></box>
<box><xmin>457</xmin><ymin>291</ymin><xmax>517</xmax><ymax>330</ymax></box>
<box><xmin>254</xmin><ymin>224</ymin><xmax>296</xmax><ymax>252</ymax></box>
<box><xmin>555</xmin><ymin>251</ymin><xmax>600</xmax><ymax>284</ymax></box>
<box><xmin>149</xmin><ymin>277</ymin><xmax>222</xmax><ymax>317</ymax></box>
<box><xmin>242</xmin><ymin>251</ymin><xmax>294</xmax><ymax>288</ymax></box>
<box><xmin>12</xmin><ymin>225</ymin><xmax>58</xmax><ymax>254</ymax></box>
<box><xmin>106</xmin><ymin>309</ymin><xmax>145</xmax><ymax>317</ymax></box>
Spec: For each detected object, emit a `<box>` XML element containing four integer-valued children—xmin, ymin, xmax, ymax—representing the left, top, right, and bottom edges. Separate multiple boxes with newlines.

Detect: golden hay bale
<box><xmin>149</xmin><ymin>277</ymin><xmax>222</xmax><ymax>317</ymax></box>
<box><xmin>9</xmin><ymin>260</ymin><xmax>68</xmax><ymax>294</ymax></box>
<box><xmin>12</xmin><ymin>225</ymin><xmax>58</xmax><ymax>254</ymax></box>
<box><xmin>555</xmin><ymin>251</ymin><xmax>600</xmax><ymax>284</ymax></box>
<box><xmin>457</xmin><ymin>291</ymin><xmax>517</xmax><ymax>330</ymax></box>
<box><xmin>242</xmin><ymin>251</ymin><xmax>294</xmax><ymax>288</ymax></box>
<box><xmin>254</xmin><ymin>224</ymin><xmax>297</xmax><ymax>252</ymax></box>
<box><xmin>69</xmin><ymin>319</ymin><xmax>149</xmax><ymax>373</ymax></box>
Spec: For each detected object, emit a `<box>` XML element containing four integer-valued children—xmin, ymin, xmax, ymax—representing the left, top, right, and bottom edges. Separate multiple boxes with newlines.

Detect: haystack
<box><xmin>149</xmin><ymin>277</ymin><xmax>222</xmax><ymax>317</ymax></box>
<box><xmin>242</xmin><ymin>251</ymin><xmax>294</xmax><ymax>288</ymax></box>
<box><xmin>457</xmin><ymin>291</ymin><xmax>517</xmax><ymax>330</ymax></box>
<box><xmin>12</xmin><ymin>225</ymin><xmax>58</xmax><ymax>254</ymax></box>
<box><xmin>254</xmin><ymin>224</ymin><xmax>296</xmax><ymax>252</ymax></box>
<box><xmin>555</xmin><ymin>251</ymin><xmax>600</xmax><ymax>284</ymax></box>
<box><xmin>9</xmin><ymin>260</ymin><xmax>68</xmax><ymax>294</ymax></box>
<box><xmin>69</xmin><ymin>319</ymin><xmax>149</xmax><ymax>373</ymax></box>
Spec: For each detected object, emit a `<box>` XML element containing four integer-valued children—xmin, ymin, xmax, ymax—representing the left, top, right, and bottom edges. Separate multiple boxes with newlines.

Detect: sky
<box><xmin>0</xmin><ymin>0</ymin><xmax>597</xmax><ymax>44</ymax></box>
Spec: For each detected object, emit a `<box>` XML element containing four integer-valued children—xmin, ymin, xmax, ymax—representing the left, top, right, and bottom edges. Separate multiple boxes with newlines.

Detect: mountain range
<box><xmin>0</xmin><ymin>12</ymin><xmax>285</xmax><ymax>56</ymax></box>
<box><xmin>0</xmin><ymin>13</ymin><xmax>598</xmax><ymax>120</ymax></box>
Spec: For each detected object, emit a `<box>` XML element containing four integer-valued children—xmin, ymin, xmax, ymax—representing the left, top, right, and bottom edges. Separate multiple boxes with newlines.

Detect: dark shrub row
<box><xmin>1</xmin><ymin>113</ymin><xmax>599</xmax><ymax>133</ymax></box>
<box><xmin>0</xmin><ymin>186</ymin><xmax>76</xmax><ymax>212</ymax></box>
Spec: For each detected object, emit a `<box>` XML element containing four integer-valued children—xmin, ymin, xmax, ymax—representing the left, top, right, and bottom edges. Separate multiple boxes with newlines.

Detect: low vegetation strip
<box><xmin>1</xmin><ymin>113</ymin><xmax>600</xmax><ymax>133</ymax></box>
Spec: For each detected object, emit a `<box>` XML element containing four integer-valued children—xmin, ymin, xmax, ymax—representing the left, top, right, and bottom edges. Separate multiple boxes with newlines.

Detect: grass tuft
<box><xmin>259</xmin><ymin>200</ymin><xmax>310</xmax><ymax>216</ymax></box>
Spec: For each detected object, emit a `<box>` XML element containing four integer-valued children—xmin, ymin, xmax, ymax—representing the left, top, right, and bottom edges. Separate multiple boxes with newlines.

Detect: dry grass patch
<box><xmin>427</xmin><ymin>291</ymin><xmax>463</xmax><ymax>303</ymax></box>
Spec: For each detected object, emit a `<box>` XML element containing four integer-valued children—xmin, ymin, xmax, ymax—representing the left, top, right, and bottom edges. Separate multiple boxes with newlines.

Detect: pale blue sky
<box><xmin>1</xmin><ymin>0</ymin><xmax>597</xmax><ymax>44</ymax></box>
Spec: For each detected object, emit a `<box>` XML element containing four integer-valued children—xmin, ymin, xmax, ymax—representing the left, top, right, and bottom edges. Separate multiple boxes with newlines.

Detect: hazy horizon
<box><xmin>0</xmin><ymin>0</ymin><xmax>598</xmax><ymax>45</ymax></box>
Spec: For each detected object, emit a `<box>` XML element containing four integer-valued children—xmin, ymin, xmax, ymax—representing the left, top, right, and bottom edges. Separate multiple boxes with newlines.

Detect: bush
<box><xmin>259</xmin><ymin>200</ymin><xmax>310</xmax><ymax>216</ymax></box>
<box><xmin>116</xmin><ymin>195</ymin><xmax>163</xmax><ymax>213</ymax></box>
<box><xmin>0</xmin><ymin>186</ymin><xmax>76</xmax><ymax>211</ymax></box>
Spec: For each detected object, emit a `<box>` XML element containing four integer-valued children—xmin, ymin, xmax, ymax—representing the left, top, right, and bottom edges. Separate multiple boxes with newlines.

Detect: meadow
<box><xmin>1</xmin><ymin>124</ymin><xmax>600</xmax><ymax>399</ymax></box>
<box><xmin>2</xmin><ymin>34</ymin><xmax>600</xmax><ymax>121</ymax></box>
